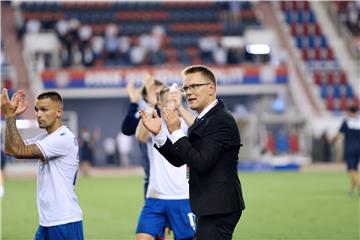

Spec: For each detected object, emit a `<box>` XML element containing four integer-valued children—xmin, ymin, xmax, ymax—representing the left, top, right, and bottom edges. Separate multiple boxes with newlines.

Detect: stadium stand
<box><xmin>5</xmin><ymin>1</ymin><xmax>358</xmax><ymax>166</ymax></box>
<box><xmin>279</xmin><ymin>1</ymin><xmax>359</xmax><ymax>112</ymax></box>
<box><xmin>17</xmin><ymin>1</ymin><xmax>261</xmax><ymax>67</ymax></box>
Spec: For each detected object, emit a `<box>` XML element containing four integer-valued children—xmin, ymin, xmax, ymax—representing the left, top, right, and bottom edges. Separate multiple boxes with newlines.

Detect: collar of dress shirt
<box><xmin>197</xmin><ymin>99</ymin><xmax>218</xmax><ymax>119</ymax></box>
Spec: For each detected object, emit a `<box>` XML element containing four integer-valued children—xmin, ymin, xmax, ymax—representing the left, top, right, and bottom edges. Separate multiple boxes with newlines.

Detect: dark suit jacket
<box><xmin>155</xmin><ymin>99</ymin><xmax>245</xmax><ymax>216</ymax></box>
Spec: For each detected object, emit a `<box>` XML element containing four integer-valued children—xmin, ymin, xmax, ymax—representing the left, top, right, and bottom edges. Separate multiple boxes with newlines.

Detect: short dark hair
<box><xmin>182</xmin><ymin>65</ymin><xmax>216</xmax><ymax>86</ymax></box>
<box><xmin>37</xmin><ymin>91</ymin><xmax>63</xmax><ymax>104</ymax></box>
<box><xmin>348</xmin><ymin>105</ymin><xmax>358</xmax><ymax>114</ymax></box>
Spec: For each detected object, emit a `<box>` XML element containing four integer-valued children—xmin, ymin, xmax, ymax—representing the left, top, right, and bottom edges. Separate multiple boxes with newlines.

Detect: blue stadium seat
<box><xmin>307</xmin><ymin>35</ymin><xmax>315</xmax><ymax>48</ymax></box>
<box><xmin>346</xmin><ymin>85</ymin><xmax>353</xmax><ymax>98</ymax></box>
<box><xmin>333</xmin><ymin>84</ymin><xmax>341</xmax><ymax>98</ymax></box>
<box><xmin>320</xmin><ymin>84</ymin><xmax>328</xmax><ymax>98</ymax></box>
<box><xmin>320</xmin><ymin>35</ymin><xmax>327</xmax><ymax>48</ymax></box>
<box><xmin>295</xmin><ymin>36</ymin><xmax>303</xmax><ymax>48</ymax></box>
<box><xmin>308</xmin><ymin>11</ymin><xmax>316</xmax><ymax>23</ymax></box>
<box><xmin>296</xmin><ymin>11</ymin><xmax>304</xmax><ymax>23</ymax></box>
<box><xmin>285</xmin><ymin>10</ymin><xmax>292</xmax><ymax>24</ymax></box>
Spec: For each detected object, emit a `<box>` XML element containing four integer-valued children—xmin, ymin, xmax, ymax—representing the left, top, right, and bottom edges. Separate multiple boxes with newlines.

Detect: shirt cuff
<box><xmin>169</xmin><ymin>129</ymin><xmax>186</xmax><ymax>144</ymax></box>
<box><xmin>153</xmin><ymin>128</ymin><xmax>167</xmax><ymax>147</ymax></box>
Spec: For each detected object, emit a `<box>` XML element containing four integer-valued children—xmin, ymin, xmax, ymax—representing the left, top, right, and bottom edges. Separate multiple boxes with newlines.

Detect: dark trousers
<box><xmin>195</xmin><ymin>211</ymin><xmax>242</xmax><ymax>240</ymax></box>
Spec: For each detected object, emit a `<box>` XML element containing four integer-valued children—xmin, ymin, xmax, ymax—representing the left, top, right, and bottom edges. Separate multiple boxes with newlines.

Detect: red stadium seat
<box><xmin>326</xmin><ymin>97</ymin><xmax>334</xmax><ymax>111</ymax></box>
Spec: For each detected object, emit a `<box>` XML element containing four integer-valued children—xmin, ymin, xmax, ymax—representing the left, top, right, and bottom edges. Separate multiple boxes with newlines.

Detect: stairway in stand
<box><xmin>1</xmin><ymin>2</ymin><xmax>34</xmax><ymax>118</ymax></box>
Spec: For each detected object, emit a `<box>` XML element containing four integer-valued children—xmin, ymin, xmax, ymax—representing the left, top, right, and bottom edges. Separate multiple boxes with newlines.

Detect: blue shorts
<box><xmin>34</xmin><ymin>220</ymin><xmax>84</xmax><ymax>240</ymax></box>
<box><xmin>136</xmin><ymin>198</ymin><xmax>195</xmax><ymax>239</ymax></box>
<box><xmin>345</xmin><ymin>151</ymin><xmax>360</xmax><ymax>170</ymax></box>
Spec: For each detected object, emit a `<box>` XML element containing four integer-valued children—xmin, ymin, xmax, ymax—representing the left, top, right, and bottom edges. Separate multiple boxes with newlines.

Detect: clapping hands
<box><xmin>1</xmin><ymin>88</ymin><xmax>28</xmax><ymax>118</ymax></box>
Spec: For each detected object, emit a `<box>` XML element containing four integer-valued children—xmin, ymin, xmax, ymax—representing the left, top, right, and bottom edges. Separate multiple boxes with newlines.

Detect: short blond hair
<box><xmin>181</xmin><ymin>65</ymin><xmax>216</xmax><ymax>86</ymax></box>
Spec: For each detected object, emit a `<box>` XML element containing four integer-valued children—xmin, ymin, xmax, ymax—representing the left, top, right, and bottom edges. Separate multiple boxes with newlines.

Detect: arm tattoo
<box><xmin>5</xmin><ymin>117</ymin><xmax>44</xmax><ymax>160</ymax></box>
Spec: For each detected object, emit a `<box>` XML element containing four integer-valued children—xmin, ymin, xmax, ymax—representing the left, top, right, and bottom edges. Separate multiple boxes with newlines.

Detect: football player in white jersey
<box><xmin>1</xmin><ymin>89</ymin><xmax>84</xmax><ymax>240</ymax></box>
<box><xmin>135</xmin><ymin>82</ymin><xmax>195</xmax><ymax>240</ymax></box>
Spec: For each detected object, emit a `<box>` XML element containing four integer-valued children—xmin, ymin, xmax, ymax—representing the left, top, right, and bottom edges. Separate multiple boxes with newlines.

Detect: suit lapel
<box><xmin>188</xmin><ymin>100</ymin><xmax>225</xmax><ymax>136</ymax></box>
<box><xmin>188</xmin><ymin>117</ymin><xmax>204</xmax><ymax>135</ymax></box>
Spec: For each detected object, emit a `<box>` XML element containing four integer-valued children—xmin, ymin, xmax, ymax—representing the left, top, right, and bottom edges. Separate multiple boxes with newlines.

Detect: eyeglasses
<box><xmin>180</xmin><ymin>83</ymin><xmax>210</xmax><ymax>93</ymax></box>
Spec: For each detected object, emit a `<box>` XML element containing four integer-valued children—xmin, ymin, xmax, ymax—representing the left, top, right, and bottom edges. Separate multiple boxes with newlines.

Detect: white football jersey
<box><xmin>25</xmin><ymin>126</ymin><xmax>82</xmax><ymax>227</ymax></box>
<box><xmin>146</xmin><ymin>118</ymin><xmax>189</xmax><ymax>199</ymax></box>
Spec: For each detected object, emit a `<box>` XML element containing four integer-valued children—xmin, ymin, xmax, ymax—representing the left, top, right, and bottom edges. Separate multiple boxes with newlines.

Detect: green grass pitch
<box><xmin>1</xmin><ymin>171</ymin><xmax>359</xmax><ymax>240</ymax></box>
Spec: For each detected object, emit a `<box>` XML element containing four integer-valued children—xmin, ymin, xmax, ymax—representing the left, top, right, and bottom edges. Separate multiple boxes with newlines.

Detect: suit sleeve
<box><xmin>154</xmin><ymin>138</ymin><xmax>186</xmax><ymax>167</ymax></box>
<box><xmin>121</xmin><ymin>103</ymin><xmax>140</xmax><ymax>136</ymax></box>
<box><xmin>176</xmin><ymin>122</ymin><xmax>236</xmax><ymax>172</ymax></box>
<box><xmin>339</xmin><ymin>121</ymin><xmax>347</xmax><ymax>134</ymax></box>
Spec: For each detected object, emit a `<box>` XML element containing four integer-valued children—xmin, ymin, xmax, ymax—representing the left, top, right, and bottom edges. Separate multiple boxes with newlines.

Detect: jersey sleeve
<box><xmin>24</xmin><ymin>133</ymin><xmax>47</xmax><ymax>145</ymax></box>
<box><xmin>35</xmin><ymin>134</ymin><xmax>70</xmax><ymax>161</ymax></box>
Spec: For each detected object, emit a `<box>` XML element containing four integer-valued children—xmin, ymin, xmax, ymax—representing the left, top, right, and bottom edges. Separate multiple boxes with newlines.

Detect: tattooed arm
<box><xmin>4</xmin><ymin>116</ymin><xmax>44</xmax><ymax>160</ymax></box>
<box><xmin>1</xmin><ymin>88</ymin><xmax>45</xmax><ymax>160</ymax></box>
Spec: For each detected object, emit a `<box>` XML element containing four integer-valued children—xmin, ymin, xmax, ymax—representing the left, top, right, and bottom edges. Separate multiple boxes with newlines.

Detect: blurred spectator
<box><xmin>91</xmin><ymin>35</ymin><xmax>105</xmax><ymax>61</ymax></box>
<box><xmin>116</xmin><ymin>132</ymin><xmax>133</xmax><ymax>167</ymax></box>
<box><xmin>78</xmin><ymin>25</ymin><xmax>92</xmax><ymax>51</ymax></box>
<box><xmin>198</xmin><ymin>35</ymin><xmax>218</xmax><ymax>64</ymax></box>
<box><xmin>118</xmin><ymin>36</ymin><xmax>131</xmax><ymax>65</ymax></box>
<box><xmin>130</xmin><ymin>44</ymin><xmax>146</xmax><ymax>65</ymax></box>
<box><xmin>60</xmin><ymin>44</ymin><xmax>71</xmax><ymax>67</ymax></box>
<box><xmin>82</xmin><ymin>45</ymin><xmax>95</xmax><ymax>67</ymax></box>
<box><xmin>346</xmin><ymin>2</ymin><xmax>360</xmax><ymax>35</ymax></box>
<box><xmin>63</xmin><ymin>19</ymin><xmax>80</xmax><ymax>66</ymax></box>
<box><xmin>227</xmin><ymin>47</ymin><xmax>243</xmax><ymax>64</ymax></box>
<box><xmin>213</xmin><ymin>44</ymin><xmax>228</xmax><ymax>65</ymax></box>
<box><xmin>79</xmin><ymin>128</ymin><xmax>94</xmax><ymax>176</ymax></box>
<box><xmin>148</xmin><ymin>25</ymin><xmax>167</xmax><ymax>65</ymax></box>
<box><xmin>26</xmin><ymin>19</ymin><xmax>40</xmax><ymax>33</ymax></box>
<box><xmin>55</xmin><ymin>19</ymin><xmax>69</xmax><ymax>45</ymax></box>
<box><xmin>105</xmin><ymin>24</ymin><xmax>119</xmax><ymax>64</ymax></box>
<box><xmin>319</xmin><ymin>131</ymin><xmax>331</xmax><ymax>162</ymax></box>
<box><xmin>104</xmin><ymin>137</ymin><xmax>117</xmax><ymax>165</ymax></box>
<box><xmin>336</xmin><ymin>1</ymin><xmax>360</xmax><ymax>36</ymax></box>
<box><xmin>14</xmin><ymin>7</ymin><xmax>25</xmax><ymax>40</ymax></box>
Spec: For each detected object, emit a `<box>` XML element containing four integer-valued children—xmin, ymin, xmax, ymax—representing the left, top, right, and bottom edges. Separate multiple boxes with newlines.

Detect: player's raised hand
<box><xmin>139</xmin><ymin>108</ymin><xmax>162</xmax><ymax>135</ymax></box>
<box><xmin>162</xmin><ymin>106</ymin><xmax>180</xmax><ymax>134</ymax></box>
<box><xmin>126</xmin><ymin>79</ymin><xmax>139</xmax><ymax>103</ymax></box>
<box><xmin>143</xmin><ymin>74</ymin><xmax>157</xmax><ymax>107</ymax></box>
<box><xmin>168</xmin><ymin>87</ymin><xmax>182</xmax><ymax>110</ymax></box>
<box><xmin>12</xmin><ymin>89</ymin><xmax>28</xmax><ymax>116</ymax></box>
<box><xmin>1</xmin><ymin>88</ymin><xmax>22</xmax><ymax>118</ymax></box>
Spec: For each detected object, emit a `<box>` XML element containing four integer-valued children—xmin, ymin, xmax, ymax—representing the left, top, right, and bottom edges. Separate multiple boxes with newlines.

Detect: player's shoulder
<box><xmin>49</xmin><ymin>126</ymin><xmax>75</xmax><ymax>143</ymax></box>
<box><xmin>57</xmin><ymin>126</ymin><xmax>75</xmax><ymax>136</ymax></box>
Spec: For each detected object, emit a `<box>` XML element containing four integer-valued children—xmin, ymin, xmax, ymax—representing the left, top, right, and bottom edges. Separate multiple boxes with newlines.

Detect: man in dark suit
<box><xmin>140</xmin><ymin>65</ymin><xmax>245</xmax><ymax>239</ymax></box>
